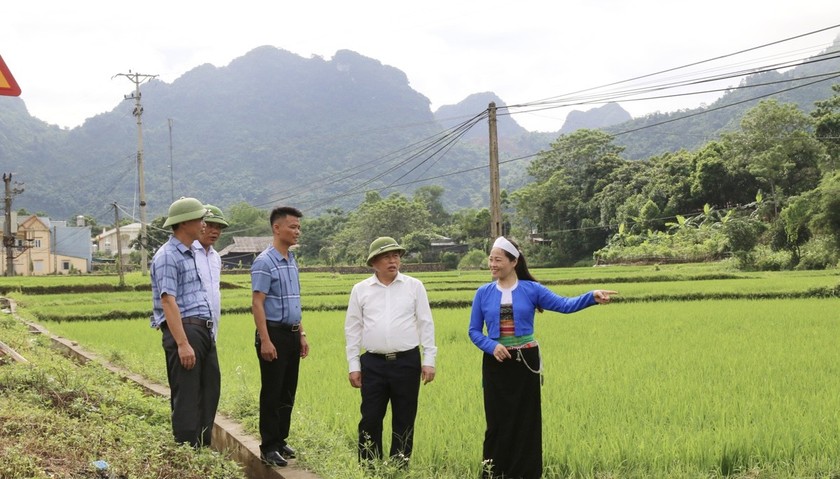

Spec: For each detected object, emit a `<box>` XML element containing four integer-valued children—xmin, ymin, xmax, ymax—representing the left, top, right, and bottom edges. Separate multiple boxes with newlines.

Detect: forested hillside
<box><xmin>2</xmin><ymin>40</ymin><xmax>838</xmax><ymax>222</ymax></box>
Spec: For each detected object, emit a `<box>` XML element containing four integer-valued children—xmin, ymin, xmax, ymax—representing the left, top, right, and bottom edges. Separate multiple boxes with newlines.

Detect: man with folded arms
<box><xmin>150</xmin><ymin>197</ymin><xmax>219</xmax><ymax>448</ymax></box>
<box><xmin>345</xmin><ymin>236</ymin><xmax>437</xmax><ymax>467</ymax></box>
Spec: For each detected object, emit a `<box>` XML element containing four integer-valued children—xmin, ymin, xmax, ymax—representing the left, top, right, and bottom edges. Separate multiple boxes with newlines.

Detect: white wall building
<box><xmin>95</xmin><ymin>223</ymin><xmax>141</xmax><ymax>258</ymax></box>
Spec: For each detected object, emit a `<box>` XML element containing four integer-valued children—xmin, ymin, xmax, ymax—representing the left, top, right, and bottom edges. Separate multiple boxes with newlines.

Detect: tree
<box><xmin>297</xmin><ymin>208</ymin><xmax>348</xmax><ymax>263</ymax></box>
<box><xmin>413</xmin><ymin>185</ymin><xmax>450</xmax><ymax>227</ymax></box>
<box><xmin>527</xmin><ymin>129</ymin><xmax>624</xmax><ymax>185</ymax></box>
<box><xmin>689</xmin><ymin>142</ymin><xmax>760</xmax><ymax>209</ymax></box>
<box><xmin>217</xmin><ymin>202</ymin><xmax>271</xmax><ymax>251</ymax></box>
<box><xmin>724</xmin><ymin>100</ymin><xmax>825</xmax><ymax>217</ymax></box>
<box><xmin>779</xmin><ymin>195</ymin><xmax>813</xmax><ymax>265</ymax></box>
<box><xmin>722</xmin><ymin>217</ymin><xmax>765</xmax><ymax>268</ymax></box>
<box><xmin>450</xmin><ymin>208</ymin><xmax>491</xmax><ymax>251</ymax></box>
<box><xmin>811</xmin><ymin>83</ymin><xmax>840</xmax><ymax>173</ymax></box>
<box><xmin>514</xmin><ymin>130</ymin><xmax>625</xmax><ymax>264</ymax></box>
<box><xmin>809</xmin><ymin>172</ymin><xmax>840</xmax><ymax>249</ymax></box>
<box><xmin>332</xmin><ymin>193</ymin><xmax>433</xmax><ymax>264</ymax></box>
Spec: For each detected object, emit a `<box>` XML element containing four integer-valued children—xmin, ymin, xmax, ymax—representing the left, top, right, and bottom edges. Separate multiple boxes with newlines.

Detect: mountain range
<box><xmin>1</xmin><ymin>38</ymin><xmax>838</xmax><ymax>223</ymax></box>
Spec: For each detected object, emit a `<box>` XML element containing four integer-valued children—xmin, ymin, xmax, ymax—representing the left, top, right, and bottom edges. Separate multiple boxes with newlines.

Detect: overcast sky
<box><xmin>2</xmin><ymin>1</ymin><xmax>839</xmax><ymax>132</ymax></box>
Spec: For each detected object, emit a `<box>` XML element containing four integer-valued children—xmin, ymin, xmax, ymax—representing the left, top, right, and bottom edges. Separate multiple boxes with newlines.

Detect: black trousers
<box><xmin>481</xmin><ymin>347</ymin><xmax>542</xmax><ymax>479</ymax></box>
<box><xmin>161</xmin><ymin>323</ymin><xmax>220</xmax><ymax>448</ymax></box>
<box><xmin>255</xmin><ymin>327</ymin><xmax>301</xmax><ymax>454</ymax></box>
<box><xmin>358</xmin><ymin>347</ymin><xmax>421</xmax><ymax>461</ymax></box>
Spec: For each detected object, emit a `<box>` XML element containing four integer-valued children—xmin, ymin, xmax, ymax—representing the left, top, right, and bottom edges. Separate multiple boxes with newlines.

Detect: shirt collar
<box><xmin>268</xmin><ymin>245</ymin><xmax>294</xmax><ymax>263</ymax></box>
<box><xmin>367</xmin><ymin>271</ymin><xmax>404</xmax><ymax>287</ymax></box>
<box><xmin>169</xmin><ymin>235</ymin><xmax>193</xmax><ymax>255</ymax></box>
<box><xmin>191</xmin><ymin>239</ymin><xmax>215</xmax><ymax>254</ymax></box>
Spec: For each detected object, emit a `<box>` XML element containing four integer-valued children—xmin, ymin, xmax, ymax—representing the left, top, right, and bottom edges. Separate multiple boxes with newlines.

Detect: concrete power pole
<box><xmin>114</xmin><ymin>71</ymin><xmax>158</xmax><ymax>276</ymax></box>
<box><xmin>3</xmin><ymin>173</ymin><xmax>23</xmax><ymax>276</ymax></box>
<box><xmin>488</xmin><ymin>102</ymin><xmax>502</xmax><ymax>239</ymax></box>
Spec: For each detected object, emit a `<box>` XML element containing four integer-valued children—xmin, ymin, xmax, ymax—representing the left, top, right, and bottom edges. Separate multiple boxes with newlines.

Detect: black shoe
<box><xmin>281</xmin><ymin>444</ymin><xmax>296</xmax><ymax>458</ymax></box>
<box><xmin>260</xmin><ymin>450</ymin><xmax>288</xmax><ymax>467</ymax></box>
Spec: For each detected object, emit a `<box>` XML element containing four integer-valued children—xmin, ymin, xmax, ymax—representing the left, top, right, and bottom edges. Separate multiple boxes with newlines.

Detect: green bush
<box><xmin>440</xmin><ymin>252</ymin><xmax>460</xmax><ymax>270</ymax></box>
<box><xmin>595</xmin><ymin>227</ymin><xmax>728</xmax><ymax>264</ymax></box>
<box><xmin>754</xmin><ymin>246</ymin><xmax>792</xmax><ymax>271</ymax></box>
<box><xmin>458</xmin><ymin>249</ymin><xmax>487</xmax><ymax>270</ymax></box>
<box><xmin>796</xmin><ymin>237</ymin><xmax>839</xmax><ymax>270</ymax></box>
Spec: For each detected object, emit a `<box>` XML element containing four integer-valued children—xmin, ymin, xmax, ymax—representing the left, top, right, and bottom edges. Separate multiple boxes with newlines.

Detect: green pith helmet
<box><xmin>203</xmin><ymin>204</ymin><xmax>229</xmax><ymax>228</ymax></box>
<box><xmin>162</xmin><ymin>197</ymin><xmax>207</xmax><ymax>227</ymax></box>
<box><xmin>366</xmin><ymin>236</ymin><xmax>406</xmax><ymax>266</ymax></box>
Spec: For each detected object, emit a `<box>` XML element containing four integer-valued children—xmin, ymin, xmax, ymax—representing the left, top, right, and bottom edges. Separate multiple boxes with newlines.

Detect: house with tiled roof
<box><xmin>217</xmin><ymin>236</ymin><xmax>273</xmax><ymax>269</ymax></box>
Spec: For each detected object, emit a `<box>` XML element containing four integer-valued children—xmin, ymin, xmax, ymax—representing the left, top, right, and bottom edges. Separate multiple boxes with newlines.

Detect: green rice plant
<box><xmin>23</xmin><ymin>263</ymin><xmax>840</xmax><ymax>478</ymax></box>
<box><xmin>40</xmin><ymin>297</ymin><xmax>840</xmax><ymax>478</ymax></box>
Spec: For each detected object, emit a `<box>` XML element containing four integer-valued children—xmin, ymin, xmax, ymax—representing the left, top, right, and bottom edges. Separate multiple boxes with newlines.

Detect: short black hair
<box><xmin>269</xmin><ymin>206</ymin><xmax>303</xmax><ymax>226</ymax></box>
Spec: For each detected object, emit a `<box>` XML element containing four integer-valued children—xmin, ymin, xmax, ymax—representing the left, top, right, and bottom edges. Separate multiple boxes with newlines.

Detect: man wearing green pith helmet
<box><xmin>149</xmin><ymin>197</ymin><xmax>219</xmax><ymax>448</ymax></box>
<box><xmin>193</xmin><ymin>204</ymin><xmax>229</xmax><ymax>341</ymax></box>
<box><xmin>344</xmin><ymin>236</ymin><xmax>437</xmax><ymax>466</ymax></box>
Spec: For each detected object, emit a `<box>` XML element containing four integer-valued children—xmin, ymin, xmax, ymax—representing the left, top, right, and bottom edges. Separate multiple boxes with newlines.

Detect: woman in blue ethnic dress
<box><xmin>468</xmin><ymin>236</ymin><xmax>616</xmax><ymax>479</ymax></box>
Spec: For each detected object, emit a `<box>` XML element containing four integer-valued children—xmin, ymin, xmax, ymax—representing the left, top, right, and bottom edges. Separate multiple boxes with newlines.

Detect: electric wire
<box><xmin>511</xmin><ymin>24</ymin><xmax>840</xmax><ymax>108</ymax></box>
<box><xmin>274</xmin><ymin>27</ymin><xmax>840</xmax><ymax>211</ymax></box>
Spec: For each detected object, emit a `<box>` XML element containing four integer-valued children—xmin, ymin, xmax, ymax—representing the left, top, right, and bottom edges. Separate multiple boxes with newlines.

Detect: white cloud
<box><xmin>2</xmin><ymin>0</ymin><xmax>838</xmax><ymax>131</ymax></box>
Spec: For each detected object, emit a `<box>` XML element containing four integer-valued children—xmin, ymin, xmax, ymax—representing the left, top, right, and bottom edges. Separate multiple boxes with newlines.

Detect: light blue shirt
<box><xmin>193</xmin><ymin>240</ymin><xmax>222</xmax><ymax>339</ymax></box>
<box><xmin>250</xmin><ymin>245</ymin><xmax>302</xmax><ymax>326</ymax></box>
<box><xmin>150</xmin><ymin>236</ymin><xmax>211</xmax><ymax>329</ymax></box>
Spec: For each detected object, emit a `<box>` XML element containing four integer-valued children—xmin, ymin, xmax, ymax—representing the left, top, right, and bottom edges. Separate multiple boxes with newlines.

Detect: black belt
<box><xmin>162</xmin><ymin>317</ymin><xmax>213</xmax><ymax>330</ymax></box>
<box><xmin>266</xmin><ymin>321</ymin><xmax>300</xmax><ymax>332</ymax></box>
<box><xmin>367</xmin><ymin>346</ymin><xmax>419</xmax><ymax>361</ymax></box>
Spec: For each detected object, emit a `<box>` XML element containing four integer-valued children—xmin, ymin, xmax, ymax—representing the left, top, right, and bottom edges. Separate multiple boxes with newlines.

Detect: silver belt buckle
<box><xmin>205</xmin><ymin>320</ymin><xmax>214</xmax><ymax>330</ymax></box>
<box><xmin>384</xmin><ymin>352</ymin><xmax>397</xmax><ymax>361</ymax></box>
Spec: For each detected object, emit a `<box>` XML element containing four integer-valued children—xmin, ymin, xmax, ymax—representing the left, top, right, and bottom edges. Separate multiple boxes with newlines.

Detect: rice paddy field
<box><xmin>3</xmin><ymin>262</ymin><xmax>840</xmax><ymax>478</ymax></box>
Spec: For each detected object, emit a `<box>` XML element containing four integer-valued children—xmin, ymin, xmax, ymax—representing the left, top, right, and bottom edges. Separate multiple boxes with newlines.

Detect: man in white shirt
<box><xmin>345</xmin><ymin>236</ymin><xmax>437</xmax><ymax>466</ymax></box>
<box><xmin>193</xmin><ymin>204</ymin><xmax>228</xmax><ymax>341</ymax></box>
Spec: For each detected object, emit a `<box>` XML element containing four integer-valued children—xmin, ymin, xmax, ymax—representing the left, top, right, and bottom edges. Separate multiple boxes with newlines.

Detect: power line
<box><xmin>511</xmin><ymin>24</ymin><xmax>840</xmax><ymax>109</ymax></box>
<box><xmin>303</xmin><ymin>30</ymin><xmax>840</xmax><ymax>211</ymax></box>
<box><xmin>250</xmin><ymin>111</ymin><xmax>490</xmax><ymax>211</ymax></box>
<box><xmin>500</xmin><ymin>50</ymin><xmax>840</xmax><ymax>118</ymax></box>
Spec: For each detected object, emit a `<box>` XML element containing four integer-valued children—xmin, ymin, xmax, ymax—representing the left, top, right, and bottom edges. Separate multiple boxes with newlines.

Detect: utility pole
<box><xmin>168</xmin><ymin>118</ymin><xmax>175</xmax><ymax>203</ymax></box>
<box><xmin>113</xmin><ymin>203</ymin><xmax>125</xmax><ymax>288</ymax></box>
<box><xmin>488</xmin><ymin>102</ymin><xmax>502</xmax><ymax>239</ymax></box>
<box><xmin>114</xmin><ymin>71</ymin><xmax>158</xmax><ymax>276</ymax></box>
<box><xmin>3</xmin><ymin>173</ymin><xmax>23</xmax><ymax>276</ymax></box>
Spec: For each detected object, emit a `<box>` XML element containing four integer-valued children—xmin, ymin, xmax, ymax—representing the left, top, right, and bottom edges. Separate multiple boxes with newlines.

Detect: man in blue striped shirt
<box><xmin>150</xmin><ymin>197</ymin><xmax>219</xmax><ymax>448</ymax></box>
<box><xmin>251</xmin><ymin>205</ymin><xmax>309</xmax><ymax>467</ymax></box>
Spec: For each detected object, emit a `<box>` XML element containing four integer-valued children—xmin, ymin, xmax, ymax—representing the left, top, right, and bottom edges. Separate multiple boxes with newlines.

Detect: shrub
<box><xmin>753</xmin><ymin>246</ymin><xmax>792</xmax><ymax>271</ymax></box>
<box><xmin>796</xmin><ymin>236</ymin><xmax>839</xmax><ymax>270</ymax></box>
<box><xmin>440</xmin><ymin>252</ymin><xmax>460</xmax><ymax>270</ymax></box>
<box><xmin>458</xmin><ymin>249</ymin><xmax>487</xmax><ymax>270</ymax></box>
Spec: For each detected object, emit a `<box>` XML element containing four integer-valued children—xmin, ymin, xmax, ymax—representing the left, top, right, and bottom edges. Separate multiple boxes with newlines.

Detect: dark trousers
<box><xmin>358</xmin><ymin>347</ymin><xmax>421</xmax><ymax>461</ymax></box>
<box><xmin>161</xmin><ymin>323</ymin><xmax>220</xmax><ymax>448</ymax></box>
<box><xmin>255</xmin><ymin>327</ymin><xmax>301</xmax><ymax>454</ymax></box>
<box><xmin>481</xmin><ymin>347</ymin><xmax>542</xmax><ymax>479</ymax></box>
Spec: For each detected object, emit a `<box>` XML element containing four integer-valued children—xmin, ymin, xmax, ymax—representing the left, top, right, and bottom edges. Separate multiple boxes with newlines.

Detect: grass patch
<box><xmin>0</xmin><ymin>313</ymin><xmax>246</xmax><ymax>479</ymax></box>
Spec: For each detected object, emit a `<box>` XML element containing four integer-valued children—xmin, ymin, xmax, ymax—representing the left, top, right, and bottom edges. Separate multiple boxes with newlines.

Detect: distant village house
<box><xmin>0</xmin><ymin>213</ymin><xmax>92</xmax><ymax>276</ymax></box>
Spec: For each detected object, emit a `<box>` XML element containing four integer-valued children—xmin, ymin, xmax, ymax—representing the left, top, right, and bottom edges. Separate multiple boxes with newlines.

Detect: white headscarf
<box><xmin>492</xmin><ymin>236</ymin><xmax>520</xmax><ymax>259</ymax></box>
